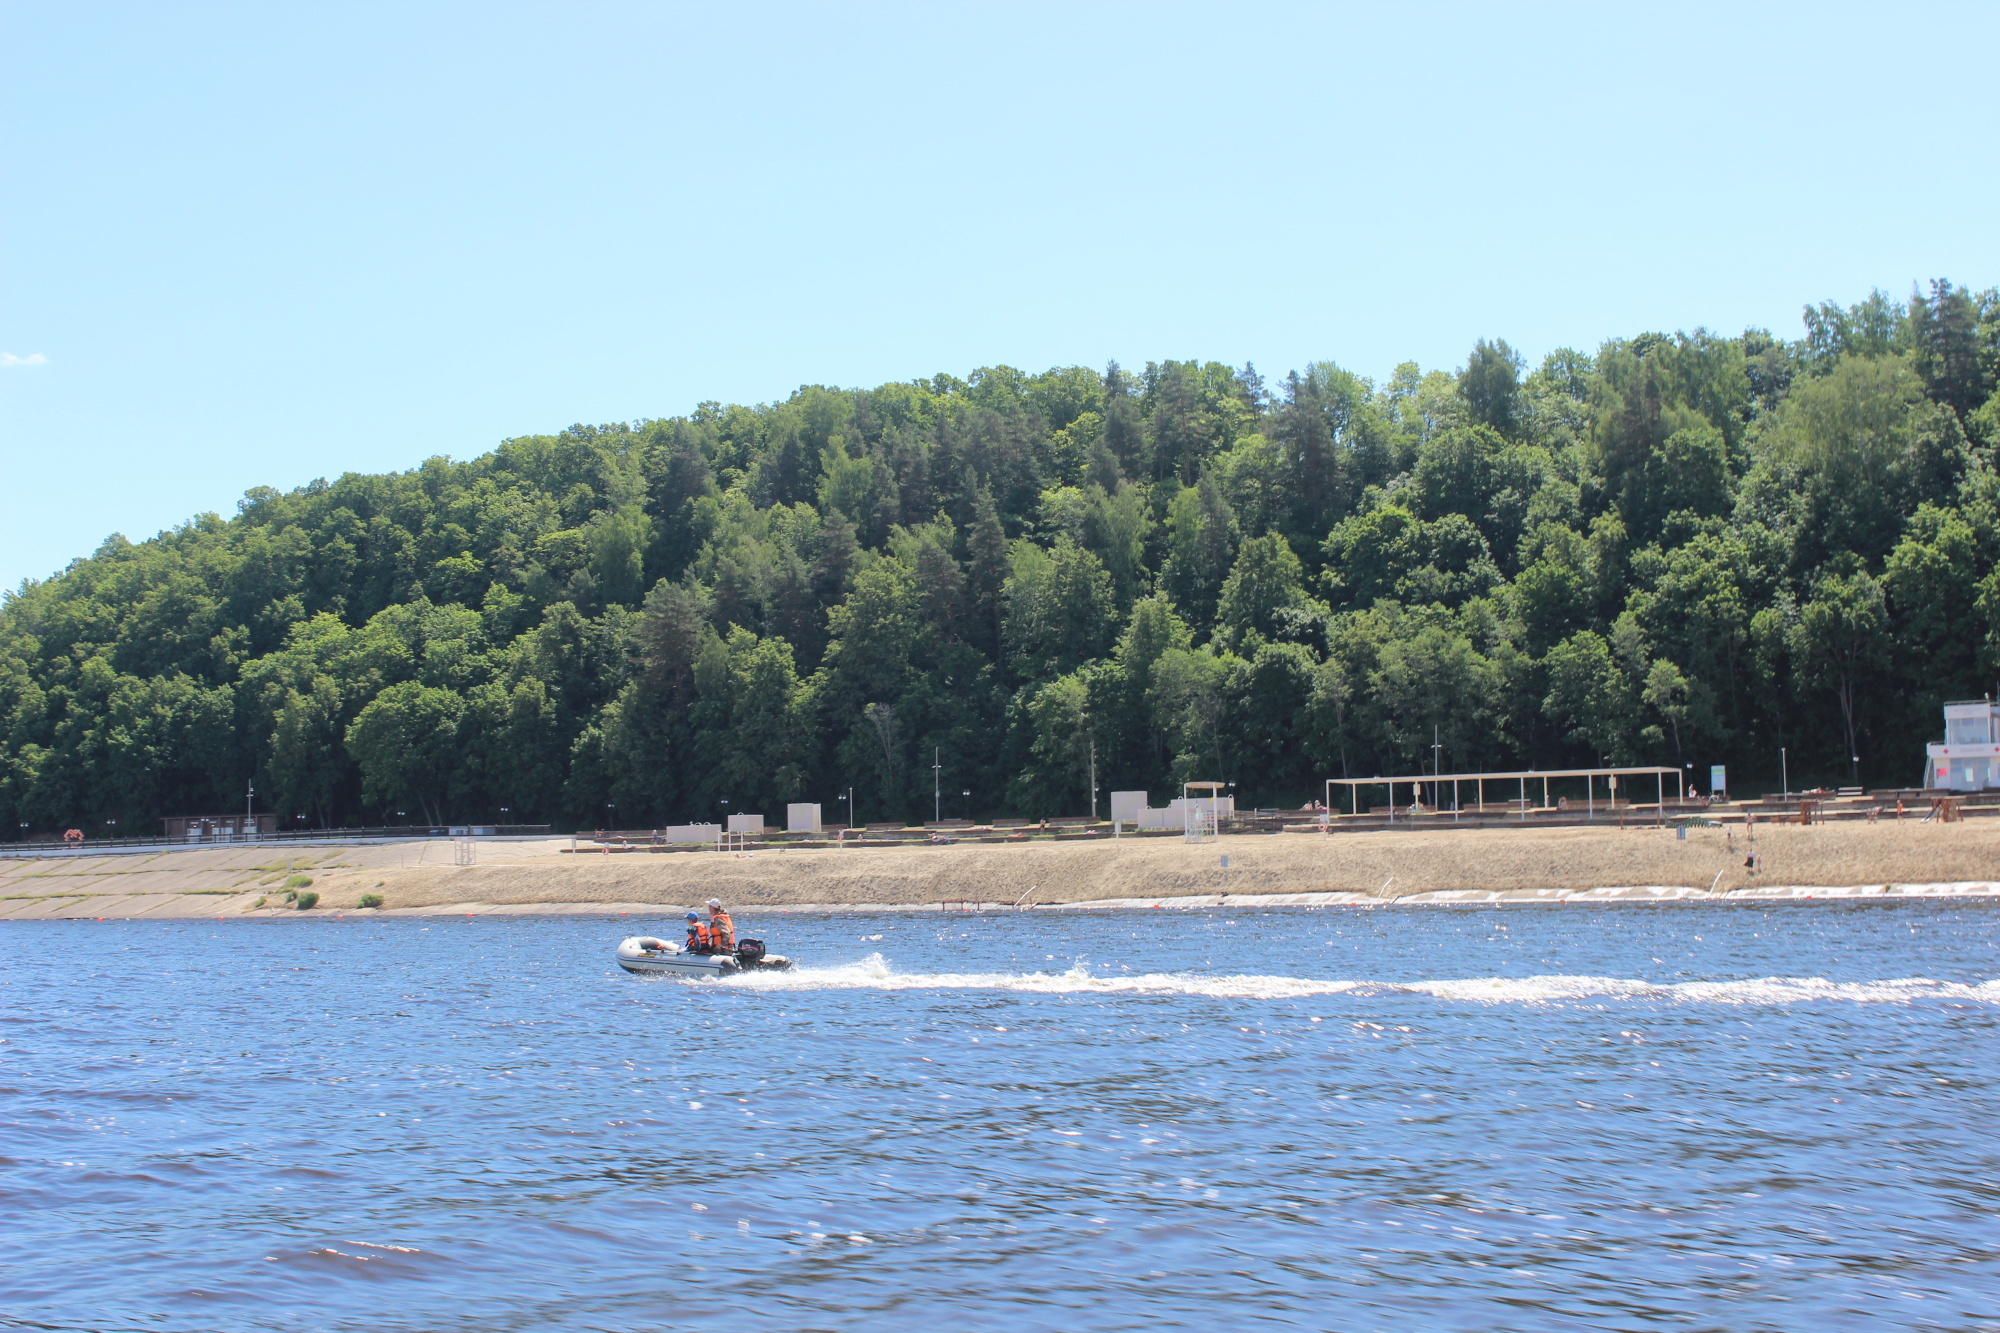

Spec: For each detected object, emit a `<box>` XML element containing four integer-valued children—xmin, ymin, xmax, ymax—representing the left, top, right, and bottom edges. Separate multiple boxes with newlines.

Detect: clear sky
<box><xmin>3</xmin><ymin>1</ymin><xmax>1995</xmax><ymax>590</ymax></box>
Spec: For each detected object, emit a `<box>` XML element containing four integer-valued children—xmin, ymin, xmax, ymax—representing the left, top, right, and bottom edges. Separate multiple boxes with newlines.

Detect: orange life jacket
<box><xmin>686</xmin><ymin>922</ymin><xmax>714</xmax><ymax>953</ymax></box>
<box><xmin>708</xmin><ymin>908</ymin><xmax>735</xmax><ymax>952</ymax></box>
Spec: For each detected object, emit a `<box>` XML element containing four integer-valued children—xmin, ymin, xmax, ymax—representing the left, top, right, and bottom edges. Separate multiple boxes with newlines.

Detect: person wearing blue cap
<box><xmin>684</xmin><ymin>910</ymin><xmax>715</xmax><ymax>954</ymax></box>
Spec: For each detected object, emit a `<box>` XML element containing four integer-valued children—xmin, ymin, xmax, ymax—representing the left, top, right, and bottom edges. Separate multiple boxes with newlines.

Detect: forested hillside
<box><xmin>6</xmin><ymin>281</ymin><xmax>1999</xmax><ymax>835</ymax></box>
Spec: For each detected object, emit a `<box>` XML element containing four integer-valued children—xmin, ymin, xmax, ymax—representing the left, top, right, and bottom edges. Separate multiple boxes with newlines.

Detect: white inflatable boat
<box><xmin>615</xmin><ymin>935</ymin><xmax>793</xmax><ymax>978</ymax></box>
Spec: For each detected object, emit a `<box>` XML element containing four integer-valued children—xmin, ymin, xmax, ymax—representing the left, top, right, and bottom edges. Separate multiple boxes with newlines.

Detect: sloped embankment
<box><xmin>5</xmin><ymin>821</ymin><xmax>1999</xmax><ymax>918</ymax></box>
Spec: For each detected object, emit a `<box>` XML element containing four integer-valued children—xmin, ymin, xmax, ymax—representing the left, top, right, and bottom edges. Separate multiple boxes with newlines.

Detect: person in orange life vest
<box><xmin>683</xmin><ymin>910</ymin><xmax>715</xmax><ymax>954</ymax></box>
<box><xmin>706</xmin><ymin>898</ymin><xmax>735</xmax><ymax>953</ymax></box>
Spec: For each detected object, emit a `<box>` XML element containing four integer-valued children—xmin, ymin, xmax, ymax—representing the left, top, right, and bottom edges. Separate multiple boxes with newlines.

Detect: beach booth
<box><xmin>1927</xmin><ymin>700</ymin><xmax>2000</xmax><ymax>791</ymax></box>
<box><xmin>1182</xmin><ymin>781</ymin><xmax>1227</xmax><ymax>842</ymax></box>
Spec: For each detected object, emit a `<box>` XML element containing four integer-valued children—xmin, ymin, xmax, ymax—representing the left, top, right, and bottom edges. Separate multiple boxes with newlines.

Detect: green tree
<box><xmin>1159</xmin><ymin>474</ymin><xmax>1238</xmax><ymax>628</ymax></box>
<box><xmin>1323</xmin><ymin>506</ymin><xmax>1500</xmax><ymax>610</ymax></box>
<box><xmin>1231</xmin><ymin>641</ymin><xmax>1318</xmax><ymax>800</ymax></box>
<box><xmin>1013</xmin><ymin>670</ymin><xmax>1097</xmax><ymax>816</ymax></box>
<box><xmin>345</xmin><ymin>681</ymin><xmax>466</xmax><ymax>824</ymax></box>
<box><xmin>267</xmin><ymin>677</ymin><xmax>346</xmax><ymax>827</ymax></box>
<box><xmin>1542</xmin><ymin>631</ymin><xmax>1634</xmax><ymax>763</ymax></box>
<box><xmin>1002</xmin><ymin>537</ymin><xmax>1117</xmax><ymax>682</ymax></box>
<box><xmin>1751</xmin><ymin>355</ymin><xmax>1970</xmax><ymax>572</ymax></box>
<box><xmin>1459</xmin><ymin>338</ymin><xmax>1523</xmax><ymax>436</ymax></box>
<box><xmin>587</xmin><ymin>504</ymin><xmax>654</xmax><ymax>608</ymax></box>
<box><xmin>1148</xmin><ymin>647</ymin><xmax>1235</xmax><ymax>782</ymax></box>
<box><xmin>1909</xmin><ymin>279</ymin><xmax>1993</xmax><ymax>421</ymax></box>
<box><xmin>1793</xmin><ymin>571</ymin><xmax>1890</xmax><ymax>781</ymax></box>
<box><xmin>1409</xmin><ymin>425</ymin><xmax>1505</xmax><ymax>526</ymax></box>
<box><xmin>1641</xmin><ymin>658</ymin><xmax>1692</xmax><ymax>764</ymax></box>
<box><xmin>1368</xmin><ymin>623</ymin><xmax>1495</xmax><ymax>773</ymax></box>
<box><xmin>1215</xmin><ymin>532</ymin><xmax>1310</xmax><ymax>650</ymax></box>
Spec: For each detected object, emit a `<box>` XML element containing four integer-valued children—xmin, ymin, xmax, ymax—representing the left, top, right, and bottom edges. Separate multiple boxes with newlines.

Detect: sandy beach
<box><xmin>5</xmin><ymin>820</ymin><xmax>2000</xmax><ymax>919</ymax></box>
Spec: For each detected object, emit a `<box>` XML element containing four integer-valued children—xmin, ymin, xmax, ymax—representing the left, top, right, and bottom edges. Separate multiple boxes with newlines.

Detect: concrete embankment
<box><xmin>4</xmin><ymin>821</ymin><xmax>1999</xmax><ymax>919</ymax></box>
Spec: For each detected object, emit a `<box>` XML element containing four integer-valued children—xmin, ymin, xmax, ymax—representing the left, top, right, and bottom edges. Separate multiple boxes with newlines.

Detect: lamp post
<box><xmin>1431</xmin><ymin>726</ymin><xmax>1443</xmax><ymax>808</ymax></box>
<box><xmin>962</xmin><ymin>789</ymin><xmax>971</xmax><ymax>821</ymax></box>
<box><xmin>1087</xmin><ymin>738</ymin><xmax>1097</xmax><ymax>821</ymax></box>
<box><xmin>1780</xmin><ymin>747</ymin><xmax>1788</xmax><ymax>798</ymax></box>
<box><xmin>933</xmin><ymin>747</ymin><xmax>942</xmax><ymax>824</ymax></box>
<box><xmin>606</xmin><ymin>801</ymin><xmax>617</xmax><ymax>832</ymax></box>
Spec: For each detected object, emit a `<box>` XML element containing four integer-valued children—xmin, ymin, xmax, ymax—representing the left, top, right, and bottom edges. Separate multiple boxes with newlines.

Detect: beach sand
<box><xmin>4</xmin><ymin>819</ymin><xmax>1999</xmax><ymax>918</ymax></box>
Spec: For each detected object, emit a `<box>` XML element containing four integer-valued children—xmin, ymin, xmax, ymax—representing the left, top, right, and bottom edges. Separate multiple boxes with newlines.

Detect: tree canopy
<box><xmin>6</xmin><ymin>280</ymin><xmax>1999</xmax><ymax>834</ymax></box>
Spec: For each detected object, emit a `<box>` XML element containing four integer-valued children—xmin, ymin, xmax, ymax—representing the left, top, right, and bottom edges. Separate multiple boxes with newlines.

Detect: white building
<box><xmin>1927</xmin><ymin>700</ymin><xmax>2000</xmax><ymax>790</ymax></box>
<box><xmin>1110</xmin><ymin>789</ymin><xmax>1235</xmax><ymax>830</ymax></box>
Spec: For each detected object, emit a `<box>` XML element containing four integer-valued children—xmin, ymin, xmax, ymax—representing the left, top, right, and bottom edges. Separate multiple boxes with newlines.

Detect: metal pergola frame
<box><xmin>1324</xmin><ymin>766</ymin><xmax>1685</xmax><ymax>823</ymax></box>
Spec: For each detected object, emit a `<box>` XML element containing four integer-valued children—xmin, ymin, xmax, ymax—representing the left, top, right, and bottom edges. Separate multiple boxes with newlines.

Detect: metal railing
<box><xmin>3</xmin><ymin>824</ymin><xmax>552</xmax><ymax>856</ymax></box>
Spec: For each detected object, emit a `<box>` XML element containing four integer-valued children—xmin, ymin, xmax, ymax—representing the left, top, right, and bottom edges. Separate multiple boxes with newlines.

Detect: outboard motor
<box><xmin>735</xmin><ymin>938</ymin><xmax>767</xmax><ymax>966</ymax></box>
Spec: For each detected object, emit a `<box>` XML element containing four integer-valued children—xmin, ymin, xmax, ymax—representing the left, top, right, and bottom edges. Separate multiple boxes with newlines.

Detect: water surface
<box><xmin>4</xmin><ymin>903</ymin><xmax>1996</xmax><ymax>1331</ymax></box>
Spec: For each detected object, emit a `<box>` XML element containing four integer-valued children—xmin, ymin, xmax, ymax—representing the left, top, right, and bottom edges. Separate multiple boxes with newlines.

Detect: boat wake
<box><xmin>721</xmin><ymin>955</ymin><xmax>2000</xmax><ymax>1005</ymax></box>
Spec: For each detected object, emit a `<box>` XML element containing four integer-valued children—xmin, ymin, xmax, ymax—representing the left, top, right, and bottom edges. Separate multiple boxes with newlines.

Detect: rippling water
<box><xmin>4</xmin><ymin>902</ymin><xmax>1997</xmax><ymax>1331</ymax></box>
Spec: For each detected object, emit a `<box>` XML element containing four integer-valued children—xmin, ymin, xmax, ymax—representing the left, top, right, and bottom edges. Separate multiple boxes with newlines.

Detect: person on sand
<box><xmin>684</xmin><ymin>910</ymin><xmax>714</xmax><ymax>954</ymax></box>
<box><xmin>706</xmin><ymin>898</ymin><xmax>735</xmax><ymax>953</ymax></box>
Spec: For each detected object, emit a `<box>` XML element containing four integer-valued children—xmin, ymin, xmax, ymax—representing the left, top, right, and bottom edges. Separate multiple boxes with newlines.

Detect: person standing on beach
<box><xmin>706</xmin><ymin>898</ymin><xmax>735</xmax><ymax>953</ymax></box>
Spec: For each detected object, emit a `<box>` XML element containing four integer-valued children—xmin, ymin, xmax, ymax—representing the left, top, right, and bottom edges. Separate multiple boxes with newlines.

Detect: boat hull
<box><xmin>615</xmin><ymin>936</ymin><xmax>792</xmax><ymax>978</ymax></box>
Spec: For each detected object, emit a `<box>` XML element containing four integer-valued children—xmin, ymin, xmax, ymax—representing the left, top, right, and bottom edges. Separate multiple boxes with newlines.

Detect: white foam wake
<box><xmin>722</xmin><ymin>955</ymin><xmax>2000</xmax><ymax>1005</ymax></box>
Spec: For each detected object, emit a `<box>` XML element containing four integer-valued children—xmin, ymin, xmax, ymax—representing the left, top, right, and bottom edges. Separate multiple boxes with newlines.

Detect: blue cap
<box><xmin>685</xmin><ymin>911</ymin><xmax>700</xmax><ymax>920</ymax></box>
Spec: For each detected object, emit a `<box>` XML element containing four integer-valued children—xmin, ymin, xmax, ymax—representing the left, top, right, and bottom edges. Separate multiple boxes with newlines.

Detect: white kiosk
<box><xmin>1928</xmin><ymin>699</ymin><xmax>2000</xmax><ymax>791</ymax></box>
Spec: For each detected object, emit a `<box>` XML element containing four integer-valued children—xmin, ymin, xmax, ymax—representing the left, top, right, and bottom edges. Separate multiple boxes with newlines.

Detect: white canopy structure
<box><xmin>1325</xmin><ymin>766</ymin><xmax>1685</xmax><ymax>821</ymax></box>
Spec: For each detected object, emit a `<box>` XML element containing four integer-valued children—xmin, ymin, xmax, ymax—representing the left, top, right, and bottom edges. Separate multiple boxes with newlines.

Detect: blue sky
<box><xmin>3</xmin><ymin>1</ymin><xmax>1995</xmax><ymax>590</ymax></box>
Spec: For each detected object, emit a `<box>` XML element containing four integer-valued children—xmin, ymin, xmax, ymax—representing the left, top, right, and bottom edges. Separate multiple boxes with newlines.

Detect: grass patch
<box><xmin>358</xmin><ymin>893</ymin><xmax>384</xmax><ymax>909</ymax></box>
<box><xmin>283</xmin><ymin>874</ymin><xmax>314</xmax><ymax>889</ymax></box>
<box><xmin>253</xmin><ymin>896</ymin><xmax>266</xmax><ymax>909</ymax></box>
<box><xmin>295</xmin><ymin>891</ymin><xmax>319</xmax><ymax>910</ymax></box>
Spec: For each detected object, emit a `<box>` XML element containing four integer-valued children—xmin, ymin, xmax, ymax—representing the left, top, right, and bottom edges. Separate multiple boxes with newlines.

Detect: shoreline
<box><xmin>3</xmin><ymin>883</ymin><xmax>1996</xmax><ymax>920</ymax></box>
<box><xmin>6</xmin><ymin>821</ymin><xmax>2000</xmax><ymax>919</ymax></box>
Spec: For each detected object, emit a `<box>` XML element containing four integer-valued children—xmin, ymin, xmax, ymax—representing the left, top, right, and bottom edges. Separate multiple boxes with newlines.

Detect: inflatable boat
<box><xmin>615</xmin><ymin>935</ymin><xmax>794</xmax><ymax>978</ymax></box>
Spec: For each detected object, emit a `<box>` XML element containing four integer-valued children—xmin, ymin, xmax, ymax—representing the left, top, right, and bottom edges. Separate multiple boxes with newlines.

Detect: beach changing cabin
<box><xmin>1927</xmin><ymin>699</ymin><xmax>2000</xmax><ymax>790</ymax></box>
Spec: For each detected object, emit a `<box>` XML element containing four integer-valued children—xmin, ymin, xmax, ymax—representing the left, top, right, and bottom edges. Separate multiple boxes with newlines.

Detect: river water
<box><xmin>4</xmin><ymin>903</ymin><xmax>1997</xmax><ymax>1332</ymax></box>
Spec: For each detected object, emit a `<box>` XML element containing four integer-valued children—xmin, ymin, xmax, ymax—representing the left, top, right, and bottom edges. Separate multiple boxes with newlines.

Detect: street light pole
<box><xmin>933</xmin><ymin>746</ymin><xmax>941</xmax><ymax>824</ymax></box>
<box><xmin>1088</xmin><ymin>737</ymin><xmax>1097</xmax><ymax>820</ymax></box>
<box><xmin>1781</xmin><ymin>747</ymin><xmax>1788</xmax><ymax>798</ymax></box>
<box><xmin>1431</xmin><ymin>726</ymin><xmax>1442</xmax><ymax>808</ymax></box>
